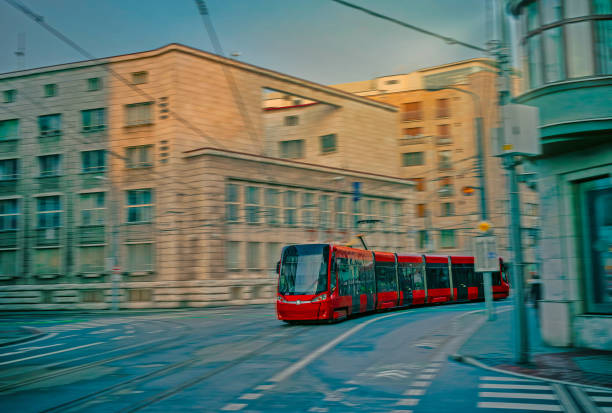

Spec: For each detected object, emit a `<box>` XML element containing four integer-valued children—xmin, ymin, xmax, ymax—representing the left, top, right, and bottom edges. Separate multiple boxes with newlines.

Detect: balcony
<box><xmin>400</xmin><ymin>135</ymin><xmax>426</xmax><ymax>145</ymax></box>
<box><xmin>401</xmin><ymin>111</ymin><xmax>423</xmax><ymax>122</ymax></box>
<box><xmin>438</xmin><ymin>185</ymin><xmax>455</xmax><ymax>197</ymax></box>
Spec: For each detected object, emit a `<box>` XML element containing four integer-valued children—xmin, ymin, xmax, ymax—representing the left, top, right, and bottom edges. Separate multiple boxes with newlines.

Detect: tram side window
<box><xmin>364</xmin><ymin>261</ymin><xmax>375</xmax><ymax>294</ymax></box>
<box><xmin>398</xmin><ymin>262</ymin><xmax>412</xmax><ymax>291</ymax></box>
<box><xmin>337</xmin><ymin>258</ymin><xmax>351</xmax><ymax>296</ymax></box>
<box><xmin>376</xmin><ymin>261</ymin><xmax>397</xmax><ymax>292</ymax></box>
<box><xmin>426</xmin><ymin>264</ymin><xmax>450</xmax><ymax>289</ymax></box>
<box><xmin>491</xmin><ymin>271</ymin><xmax>502</xmax><ymax>286</ymax></box>
<box><xmin>413</xmin><ymin>265</ymin><xmax>424</xmax><ymax>290</ymax></box>
<box><xmin>330</xmin><ymin>256</ymin><xmax>337</xmax><ymax>291</ymax></box>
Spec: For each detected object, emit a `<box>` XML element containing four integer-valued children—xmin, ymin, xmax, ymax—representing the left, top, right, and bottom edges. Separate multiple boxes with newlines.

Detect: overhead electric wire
<box><xmin>329</xmin><ymin>0</ymin><xmax>488</xmax><ymax>53</ymax></box>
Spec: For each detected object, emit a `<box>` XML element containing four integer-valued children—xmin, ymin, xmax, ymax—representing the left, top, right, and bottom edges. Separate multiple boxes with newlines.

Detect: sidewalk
<box><xmin>456</xmin><ymin>305</ymin><xmax>612</xmax><ymax>389</ymax></box>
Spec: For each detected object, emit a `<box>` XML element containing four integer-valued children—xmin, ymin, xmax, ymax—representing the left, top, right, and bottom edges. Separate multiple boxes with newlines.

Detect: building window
<box><xmin>320</xmin><ymin>134</ymin><xmax>337</xmax><ymax>153</ymax></box>
<box><xmin>439</xmin><ymin>176</ymin><xmax>454</xmax><ymax>197</ymax></box>
<box><xmin>126</xmin><ymin>189</ymin><xmax>153</xmax><ymax>223</ymax></box>
<box><xmin>528</xmin><ymin>34</ymin><xmax>543</xmax><ymax>88</ymax></box>
<box><xmin>567</xmin><ymin>22</ymin><xmax>595</xmax><ymax>78</ymax></box>
<box><xmin>265</xmin><ymin>188</ymin><xmax>280</xmax><ymax>225</ymax></box>
<box><xmin>564</xmin><ymin>0</ymin><xmax>589</xmax><ymax>18</ymax></box>
<box><xmin>226</xmin><ymin>241</ymin><xmax>241</xmax><ymax>271</ymax></box>
<box><xmin>225</xmin><ymin>183</ymin><xmax>240</xmax><ymax>222</ymax></box>
<box><xmin>441</xmin><ymin>202</ymin><xmax>454</xmax><ymax>216</ymax></box>
<box><xmin>352</xmin><ymin>199</ymin><xmax>362</xmax><ymax>229</ymax></box>
<box><xmin>38</xmin><ymin>154</ymin><xmax>61</xmax><ymax>177</ymax></box>
<box><xmin>285</xmin><ymin>115</ymin><xmax>299</xmax><ymax>126</ymax></box>
<box><xmin>578</xmin><ymin>176</ymin><xmax>612</xmax><ymax>313</ymax></box>
<box><xmin>132</xmin><ymin>71</ymin><xmax>148</xmax><ymax>84</ymax></box>
<box><xmin>3</xmin><ymin>89</ymin><xmax>16</xmax><ymax>103</ymax></box>
<box><xmin>320</xmin><ymin>194</ymin><xmax>330</xmax><ymax>229</ymax></box>
<box><xmin>416</xmin><ymin>204</ymin><xmax>426</xmax><ymax>218</ymax></box>
<box><xmin>267</xmin><ymin>242</ymin><xmax>281</xmax><ymax>274</ymax></box>
<box><xmin>82</xmin><ymin>108</ymin><xmax>106</xmax><ymax>131</ymax></box>
<box><xmin>403</xmin><ymin>127</ymin><xmax>423</xmax><ymax>138</ymax></box>
<box><xmin>418</xmin><ymin>230</ymin><xmax>428</xmax><ymax>249</ymax></box>
<box><xmin>393</xmin><ymin>202</ymin><xmax>401</xmax><ymax>228</ymax></box>
<box><xmin>246</xmin><ymin>242</ymin><xmax>261</xmax><ymax>270</ymax></box>
<box><xmin>279</xmin><ymin>139</ymin><xmax>304</xmax><ymax>159</ymax></box>
<box><xmin>44</xmin><ymin>84</ymin><xmax>57</xmax><ymax>97</ymax></box>
<box><xmin>335</xmin><ymin>196</ymin><xmax>346</xmax><ymax>229</ymax></box>
<box><xmin>526</xmin><ymin>1</ymin><xmax>539</xmax><ymax>32</ymax></box>
<box><xmin>37</xmin><ymin>196</ymin><xmax>61</xmax><ymax>228</ymax></box>
<box><xmin>594</xmin><ymin>0</ymin><xmax>612</xmax><ymax>14</ymax></box>
<box><xmin>437</xmin><ymin>124</ymin><xmax>451</xmax><ymax>145</ymax></box>
<box><xmin>125</xmin><ymin>102</ymin><xmax>153</xmax><ymax>126</ymax></box>
<box><xmin>436</xmin><ymin>98</ymin><xmax>450</xmax><ymax>118</ymax></box>
<box><xmin>440</xmin><ymin>229</ymin><xmax>456</xmax><ymax>248</ymax></box>
<box><xmin>542</xmin><ymin>27</ymin><xmax>565</xmax><ymax>83</ymax></box>
<box><xmin>402</xmin><ymin>152</ymin><xmax>424</xmax><ymax>167</ymax></box>
<box><xmin>34</xmin><ymin>248</ymin><xmax>60</xmax><ymax>274</ymax></box>
<box><xmin>364</xmin><ymin>199</ymin><xmax>376</xmax><ymax>229</ymax></box>
<box><xmin>87</xmin><ymin>77</ymin><xmax>101</xmax><ymax>91</ymax></box>
<box><xmin>438</xmin><ymin>150</ymin><xmax>452</xmax><ymax>170</ymax></box>
<box><xmin>411</xmin><ymin>177</ymin><xmax>425</xmax><ymax>192</ymax></box>
<box><xmin>80</xmin><ymin>192</ymin><xmax>105</xmax><ymax>226</ymax></box>
<box><xmin>302</xmin><ymin>192</ymin><xmax>316</xmax><ymax>227</ymax></box>
<box><xmin>379</xmin><ymin>201</ymin><xmax>390</xmax><ymax>231</ymax></box>
<box><xmin>284</xmin><ymin>190</ymin><xmax>297</xmax><ymax>226</ymax></box>
<box><xmin>245</xmin><ymin>186</ymin><xmax>260</xmax><ymax>224</ymax></box>
<box><xmin>126</xmin><ymin>145</ymin><xmax>153</xmax><ymax>168</ymax></box>
<box><xmin>0</xmin><ymin>119</ymin><xmax>19</xmax><ymax>140</ymax></box>
<box><xmin>79</xmin><ymin>246</ymin><xmax>105</xmax><ymax>273</ymax></box>
<box><xmin>542</xmin><ymin>0</ymin><xmax>562</xmax><ymax>25</ymax></box>
<box><xmin>401</xmin><ymin>102</ymin><xmax>422</xmax><ymax>121</ymax></box>
<box><xmin>38</xmin><ymin>114</ymin><xmax>61</xmax><ymax>136</ymax></box>
<box><xmin>126</xmin><ymin>243</ymin><xmax>154</xmax><ymax>272</ymax></box>
<box><xmin>0</xmin><ymin>250</ymin><xmax>17</xmax><ymax>277</ymax></box>
<box><xmin>0</xmin><ymin>159</ymin><xmax>18</xmax><ymax>180</ymax></box>
<box><xmin>81</xmin><ymin>150</ymin><xmax>106</xmax><ymax>173</ymax></box>
<box><xmin>0</xmin><ymin>199</ymin><xmax>18</xmax><ymax>231</ymax></box>
<box><xmin>596</xmin><ymin>21</ymin><xmax>612</xmax><ymax>75</ymax></box>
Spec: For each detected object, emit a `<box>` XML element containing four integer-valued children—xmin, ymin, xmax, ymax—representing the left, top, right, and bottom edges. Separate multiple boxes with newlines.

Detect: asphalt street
<box><xmin>0</xmin><ymin>302</ymin><xmax>608</xmax><ymax>412</ymax></box>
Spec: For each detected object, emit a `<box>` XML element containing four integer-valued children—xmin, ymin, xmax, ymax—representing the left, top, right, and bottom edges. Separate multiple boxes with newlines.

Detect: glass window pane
<box><xmin>594</xmin><ymin>0</ymin><xmax>612</xmax><ymax>14</ymax></box>
<box><xmin>566</xmin><ymin>22</ymin><xmax>595</xmax><ymax>78</ymax></box>
<box><xmin>564</xmin><ymin>0</ymin><xmax>590</xmax><ymax>18</ymax></box>
<box><xmin>596</xmin><ymin>21</ymin><xmax>612</xmax><ymax>75</ymax></box>
<box><xmin>543</xmin><ymin>27</ymin><xmax>565</xmax><ymax>82</ymax></box>
<box><xmin>541</xmin><ymin>0</ymin><xmax>562</xmax><ymax>24</ymax></box>
<box><xmin>527</xmin><ymin>1</ymin><xmax>539</xmax><ymax>31</ymax></box>
<box><xmin>528</xmin><ymin>34</ymin><xmax>543</xmax><ymax>88</ymax></box>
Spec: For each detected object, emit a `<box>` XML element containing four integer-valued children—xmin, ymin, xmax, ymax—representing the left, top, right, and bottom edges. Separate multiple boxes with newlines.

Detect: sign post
<box><xmin>475</xmin><ymin>231</ymin><xmax>497</xmax><ymax>321</ymax></box>
<box><xmin>111</xmin><ymin>265</ymin><xmax>121</xmax><ymax>312</ymax></box>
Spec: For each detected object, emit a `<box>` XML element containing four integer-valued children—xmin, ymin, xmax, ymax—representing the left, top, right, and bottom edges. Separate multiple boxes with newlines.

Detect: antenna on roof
<box><xmin>15</xmin><ymin>32</ymin><xmax>25</xmax><ymax>69</ymax></box>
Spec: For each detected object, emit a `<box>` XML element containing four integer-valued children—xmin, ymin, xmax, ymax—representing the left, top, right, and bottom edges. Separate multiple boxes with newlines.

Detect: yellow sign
<box><xmin>478</xmin><ymin>221</ymin><xmax>491</xmax><ymax>232</ymax></box>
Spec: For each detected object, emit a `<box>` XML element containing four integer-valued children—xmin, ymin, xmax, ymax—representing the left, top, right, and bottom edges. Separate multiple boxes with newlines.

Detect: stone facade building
<box><xmin>509</xmin><ymin>0</ymin><xmax>612</xmax><ymax>350</ymax></box>
<box><xmin>0</xmin><ymin>44</ymin><xmax>412</xmax><ymax>309</ymax></box>
<box><xmin>331</xmin><ymin>59</ymin><xmax>540</xmax><ymax>269</ymax></box>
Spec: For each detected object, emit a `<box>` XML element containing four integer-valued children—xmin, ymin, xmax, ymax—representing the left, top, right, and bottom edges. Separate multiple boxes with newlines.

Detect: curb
<box><xmin>449</xmin><ymin>353</ymin><xmax>612</xmax><ymax>392</ymax></box>
<box><xmin>0</xmin><ymin>327</ymin><xmax>46</xmax><ymax>348</ymax></box>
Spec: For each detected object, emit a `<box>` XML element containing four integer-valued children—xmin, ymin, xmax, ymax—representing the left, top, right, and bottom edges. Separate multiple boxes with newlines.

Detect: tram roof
<box><xmin>424</xmin><ymin>255</ymin><xmax>450</xmax><ymax>264</ymax></box>
<box><xmin>450</xmin><ymin>256</ymin><xmax>475</xmax><ymax>264</ymax></box>
<box><xmin>373</xmin><ymin>251</ymin><xmax>395</xmax><ymax>262</ymax></box>
<box><xmin>396</xmin><ymin>254</ymin><xmax>423</xmax><ymax>263</ymax></box>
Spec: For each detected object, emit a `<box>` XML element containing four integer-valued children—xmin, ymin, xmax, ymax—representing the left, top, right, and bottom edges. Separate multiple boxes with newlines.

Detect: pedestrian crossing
<box><xmin>477</xmin><ymin>376</ymin><xmax>563</xmax><ymax>411</ymax></box>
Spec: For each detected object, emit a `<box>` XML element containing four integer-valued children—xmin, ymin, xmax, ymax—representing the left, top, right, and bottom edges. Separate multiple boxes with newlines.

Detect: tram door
<box><xmin>350</xmin><ymin>259</ymin><xmax>361</xmax><ymax>314</ymax></box>
<box><xmin>453</xmin><ymin>264</ymin><xmax>468</xmax><ymax>301</ymax></box>
<box><xmin>398</xmin><ymin>261</ymin><xmax>413</xmax><ymax>306</ymax></box>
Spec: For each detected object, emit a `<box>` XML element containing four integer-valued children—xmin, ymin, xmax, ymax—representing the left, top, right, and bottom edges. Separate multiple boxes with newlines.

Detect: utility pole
<box><xmin>494</xmin><ymin>0</ymin><xmax>528</xmax><ymax>363</ymax></box>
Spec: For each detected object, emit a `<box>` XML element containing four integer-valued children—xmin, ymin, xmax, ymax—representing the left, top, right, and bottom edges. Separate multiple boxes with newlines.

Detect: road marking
<box><xmin>586</xmin><ymin>388</ymin><xmax>612</xmax><ymax>393</ymax></box>
<box><xmin>480</xmin><ymin>376</ymin><xmax>537</xmax><ymax>382</ymax></box>
<box><xmin>423</xmin><ymin>368</ymin><xmax>438</xmax><ymax>373</ymax></box>
<box><xmin>90</xmin><ymin>328</ymin><xmax>117</xmax><ymax>335</ymax></box>
<box><xmin>0</xmin><ymin>342</ymin><xmax>103</xmax><ymax>366</ymax></box>
<box><xmin>551</xmin><ymin>383</ymin><xmax>579</xmax><ymax>413</ymax></box>
<box><xmin>417</xmin><ymin>374</ymin><xmax>435</xmax><ymax>380</ymax></box>
<box><xmin>403</xmin><ymin>389</ymin><xmax>425</xmax><ymax>396</ymax></box>
<box><xmin>410</xmin><ymin>381</ymin><xmax>431</xmax><ymax>387</ymax></box>
<box><xmin>308</xmin><ymin>408</ymin><xmax>329</xmax><ymax>413</ymax></box>
<box><xmin>61</xmin><ymin>334</ymin><xmax>77</xmax><ymax>339</ymax></box>
<box><xmin>569</xmin><ymin>386</ymin><xmax>601</xmax><ymax>413</ymax></box>
<box><xmin>255</xmin><ymin>384</ymin><xmax>275</xmax><ymax>391</ymax></box>
<box><xmin>477</xmin><ymin>402</ymin><xmax>562</xmax><ymax>411</ymax></box>
<box><xmin>0</xmin><ymin>332</ymin><xmax>57</xmax><ymax>348</ymax></box>
<box><xmin>593</xmin><ymin>396</ymin><xmax>612</xmax><ymax>403</ymax></box>
<box><xmin>396</xmin><ymin>399</ymin><xmax>419</xmax><ymax>406</ymax></box>
<box><xmin>389</xmin><ymin>410</ymin><xmax>413</xmax><ymax>413</ymax></box>
<box><xmin>220</xmin><ymin>403</ymin><xmax>247</xmax><ymax>411</ymax></box>
<box><xmin>112</xmin><ymin>335</ymin><xmax>132</xmax><ymax>340</ymax></box>
<box><xmin>269</xmin><ymin>311</ymin><xmax>407</xmax><ymax>383</ymax></box>
<box><xmin>0</xmin><ymin>343</ymin><xmax>62</xmax><ymax>357</ymax></box>
<box><xmin>479</xmin><ymin>392</ymin><xmax>557</xmax><ymax>400</ymax></box>
<box><xmin>479</xmin><ymin>383</ymin><xmax>551</xmax><ymax>390</ymax></box>
<box><xmin>239</xmin><ymin>393</ymin><xmax>262</xmax><ymax>400</ymax></box>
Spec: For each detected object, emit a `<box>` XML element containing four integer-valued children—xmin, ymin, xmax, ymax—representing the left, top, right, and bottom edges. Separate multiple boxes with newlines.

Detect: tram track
<box><xmin>39</xmin><ymin>323</ymin><xmax>307</xmax><ymax>413</ymax></box>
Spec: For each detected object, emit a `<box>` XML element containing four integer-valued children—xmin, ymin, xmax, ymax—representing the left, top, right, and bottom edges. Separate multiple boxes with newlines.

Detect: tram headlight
<box><xmin>277</xmin><ymin>295</ymin><xmax>289</xmax><ymax>303</ymax></box>
<box><xmin>311</xmin><ymin>293</ymin><xmax>327</xmax><ymax>302</ymax></box>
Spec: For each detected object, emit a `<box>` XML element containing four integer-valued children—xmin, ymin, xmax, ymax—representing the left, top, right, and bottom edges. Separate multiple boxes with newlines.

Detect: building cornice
<box><xmin>183</xmin><ymin>147</ymin><xmax>414</xmax><ymax>186</ymax></box>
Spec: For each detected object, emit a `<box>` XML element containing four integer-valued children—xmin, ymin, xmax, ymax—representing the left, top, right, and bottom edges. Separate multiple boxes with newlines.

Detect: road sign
<box><xmin>474</xmin><ymin>235</ymin><xmax>498</xmax><ymax>272</ymax></box>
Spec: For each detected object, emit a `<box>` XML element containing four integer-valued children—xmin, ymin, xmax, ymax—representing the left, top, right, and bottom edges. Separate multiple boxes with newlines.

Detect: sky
<box><xmin>0</xmin><ymin>0</ymin><xmax>509</xmax><ymax>85</ymax></box>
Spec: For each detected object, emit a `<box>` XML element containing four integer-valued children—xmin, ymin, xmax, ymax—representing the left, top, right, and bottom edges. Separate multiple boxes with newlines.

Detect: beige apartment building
<box><xmin>332</xmin><ymin>59</ymin><xmax>540</xmax><ymax>270</ymax></box>
<box><xmin>0</xmin><ymin>44</ymin><xmax>412</xmax><ymax>309</ymax></box>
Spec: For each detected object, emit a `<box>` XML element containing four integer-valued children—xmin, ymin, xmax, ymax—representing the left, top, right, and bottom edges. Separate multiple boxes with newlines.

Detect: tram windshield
<box><xmin>279</xmin><ymin>244</ymin><xmax>329</xmax><ymax>295</ymax></box>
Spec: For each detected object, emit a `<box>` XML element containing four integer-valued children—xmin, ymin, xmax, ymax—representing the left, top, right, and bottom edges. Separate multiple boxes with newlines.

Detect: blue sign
<box><xmin>352</xmin><ymin>182</ymin><xmax>361</xmax><ymax>202</ymax></box>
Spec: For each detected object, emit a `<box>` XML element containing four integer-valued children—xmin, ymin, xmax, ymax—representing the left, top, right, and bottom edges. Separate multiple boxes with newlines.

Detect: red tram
<box><xmin>276</xmin><ymin>243</ymin><xmax>509</xmax><ymax>322</ymax></box>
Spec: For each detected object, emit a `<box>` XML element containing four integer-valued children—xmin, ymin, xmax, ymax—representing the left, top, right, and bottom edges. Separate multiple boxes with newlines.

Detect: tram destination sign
<box><xmin>474</xmin><ymin>235</ymin><xmax>498</xmax><ymax>273</ymax></box>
